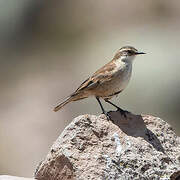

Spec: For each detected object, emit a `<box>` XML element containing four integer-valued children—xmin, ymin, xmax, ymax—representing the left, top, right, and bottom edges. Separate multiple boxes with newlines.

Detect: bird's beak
<box><xmin>135</xmin><ymin>52</ymin><xmax>146</xmax><ymax>55</ymax></box>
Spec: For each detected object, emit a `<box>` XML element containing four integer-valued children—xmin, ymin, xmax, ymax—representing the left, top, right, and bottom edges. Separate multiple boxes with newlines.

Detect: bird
<box><xmin>54</xmin><ymin>46</ymin><xmax>145</xmax><ymax>118</ymax></box>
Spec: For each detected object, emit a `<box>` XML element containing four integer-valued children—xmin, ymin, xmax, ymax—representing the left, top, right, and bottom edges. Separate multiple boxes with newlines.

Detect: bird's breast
<box><xmin>111</xmin><ymin>63</ymin><xmax>132</xmax><ymax>93</ymax></box>
<box><xmin>92</xmin><ymin>63</ymin><xmax>132</xmax><ymax>98</ymax></box>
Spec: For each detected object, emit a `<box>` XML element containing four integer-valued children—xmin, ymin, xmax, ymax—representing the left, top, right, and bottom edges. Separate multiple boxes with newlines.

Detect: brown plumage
<box><xmin>54</xmin><ymin>46</ymin><xmax>145</xmax><ymax>115</ymax></box>
<box><xmin>53</xmin><ymin>60</ymin><xmax>115</xmax><ymax>112</ymax></box>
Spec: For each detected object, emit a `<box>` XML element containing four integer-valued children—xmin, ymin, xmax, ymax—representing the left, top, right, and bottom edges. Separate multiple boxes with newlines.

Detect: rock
<box><xmin>35</xmin><ymin>111</ymin><xmax>180</xmax><ymax>180</ymax></box>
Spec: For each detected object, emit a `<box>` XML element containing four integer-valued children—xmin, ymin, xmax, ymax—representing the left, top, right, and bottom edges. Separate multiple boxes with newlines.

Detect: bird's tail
<box><xmin>54</xmin><ymin>91</ymin><xmax>88</xmax><ymax>112</ymax></box>
<box><xmin>53</xmin><ymin>96</ymin><xmax>72</xmax><ymax>112</ymax></box>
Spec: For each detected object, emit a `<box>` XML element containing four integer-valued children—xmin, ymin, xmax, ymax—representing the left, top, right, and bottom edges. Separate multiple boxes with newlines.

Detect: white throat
<box><xmin>120</xmin><ymin>55</ymin><xmax>135</xmax><ymax>63</ymax></box>
<box><xmin>114</xmin><ymin>55</ymin><xmax>133</xmax><ymax>72</ymax></box>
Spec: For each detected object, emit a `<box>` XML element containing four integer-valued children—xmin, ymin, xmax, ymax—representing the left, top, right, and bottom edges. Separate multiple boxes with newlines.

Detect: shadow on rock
<box><xmin>108</xmin><ymin>110</ymin><xmax>165</xmax><ymax>153</ymax></box>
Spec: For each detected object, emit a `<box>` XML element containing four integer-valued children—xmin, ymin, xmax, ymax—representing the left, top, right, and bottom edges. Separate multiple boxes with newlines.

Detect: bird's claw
<box><xmin>117</xmin><ymin>108</ymin><xmax>129</xmax><ymax>118</ymax></box>
<box><xmin>103</xmin><ymin>112</ymin><xmax>111</xmax><ymax>120</ymax></box>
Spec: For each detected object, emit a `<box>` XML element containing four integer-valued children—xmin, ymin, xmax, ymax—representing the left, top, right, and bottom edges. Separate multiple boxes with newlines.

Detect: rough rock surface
<box><xmin>35</xmin><ymin>111</ymin><xmax>180</xmax><ymax>180</ymax></box>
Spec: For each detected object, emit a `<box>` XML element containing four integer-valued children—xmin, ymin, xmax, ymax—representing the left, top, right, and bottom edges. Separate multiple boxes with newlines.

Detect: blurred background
<box><xmin>0</xmin><ymin>0</ymin><xmax>180</xmax><ymax>177</ymax></box>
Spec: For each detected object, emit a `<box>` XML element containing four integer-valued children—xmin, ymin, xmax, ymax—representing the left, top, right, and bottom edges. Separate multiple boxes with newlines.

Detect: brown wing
<box><xmin>75</xmin><ymin>60</ymin><xmax>115</xmax><ymax>93</ymax></box>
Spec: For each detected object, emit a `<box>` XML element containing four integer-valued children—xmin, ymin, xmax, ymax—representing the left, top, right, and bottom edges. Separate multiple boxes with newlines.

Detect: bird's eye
<box><xmin>127</xmin><ymin>50</ymin><xmax>132</xmax><ymax>54</ymax></box>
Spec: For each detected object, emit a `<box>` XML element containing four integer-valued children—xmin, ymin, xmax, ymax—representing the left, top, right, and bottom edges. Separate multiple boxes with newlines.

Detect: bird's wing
<box><xmin>75</xmin><ymin>61</ymin><xmax>116</xmax><ymax>93</ymax></box>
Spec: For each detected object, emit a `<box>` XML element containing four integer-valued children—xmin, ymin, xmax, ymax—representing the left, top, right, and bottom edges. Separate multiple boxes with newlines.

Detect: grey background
<box><xmin>0</xmin><ymin>0</ymin><xmax>180</xmax><ymax>177</ymax></box>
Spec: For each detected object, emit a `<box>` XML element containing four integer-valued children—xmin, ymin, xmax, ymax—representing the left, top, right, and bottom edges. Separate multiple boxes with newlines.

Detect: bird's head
<box><xmin>114</xmin><ymin>46</ymin><xmax>145</xmax><ymax>63</ymax></box>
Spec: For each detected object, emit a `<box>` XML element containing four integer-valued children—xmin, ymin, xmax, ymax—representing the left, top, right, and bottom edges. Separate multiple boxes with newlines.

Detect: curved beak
<box><xmin>135</xmin><ymin>51</ymin><xmax>146</xmax><ymax>55</ymax></box>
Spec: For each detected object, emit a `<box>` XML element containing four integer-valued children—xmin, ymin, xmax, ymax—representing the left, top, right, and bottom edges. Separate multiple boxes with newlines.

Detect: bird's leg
<box><xmin>96</xmin><ymin>97</ymin><xmax>110</xmax><ymax>120</ymax></box>
<box><xmin>104</xmin><ymin>99</ymin><xmax>128</xmax><ymax>117</ymax></box>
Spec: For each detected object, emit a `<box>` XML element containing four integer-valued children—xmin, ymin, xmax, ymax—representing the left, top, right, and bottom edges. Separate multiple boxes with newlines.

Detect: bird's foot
<box><xmin>102</xmin><ymin>111</ymin><xmax>111</xmax><ymax>120</ymax></box>
<box><xmin>117</xmin><ymin>108</ymin><xmax>129</xmax><ymax>118</ymax></box>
